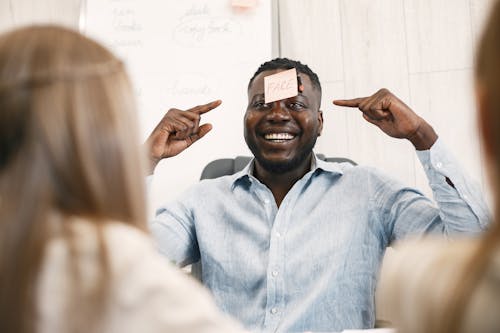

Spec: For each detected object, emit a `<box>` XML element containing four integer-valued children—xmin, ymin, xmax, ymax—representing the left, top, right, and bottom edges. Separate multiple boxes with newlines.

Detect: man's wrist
<box><xmin>407</xmin><ymin>120</ymin><xmax>438</xmax><ymax>150</ymax></box>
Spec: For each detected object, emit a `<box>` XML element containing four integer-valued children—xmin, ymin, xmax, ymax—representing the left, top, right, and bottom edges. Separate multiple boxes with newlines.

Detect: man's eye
<box><xmin>288</xmin><ymin>102</ymin><xmax>306</xmax><ymax>110</ymax></box>
<box><xmin>253</xmin><ymin>101</ymin><xmax>271</xmax><ymax>110</ymax></box>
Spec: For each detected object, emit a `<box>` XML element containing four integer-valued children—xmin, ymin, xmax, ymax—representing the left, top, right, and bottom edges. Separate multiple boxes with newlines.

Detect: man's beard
<box><xmin>247</xmin><ymin>137</ymin><xmax>318</xmax><ymax>174</ymax></box>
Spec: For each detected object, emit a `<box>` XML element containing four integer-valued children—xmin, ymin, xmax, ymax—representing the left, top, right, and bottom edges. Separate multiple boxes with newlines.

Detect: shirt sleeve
<box><xmin>147</xmin><ymin>175</ymin><xmax>200</xmax><ymax>267</ymax></box>
<box><xmin>415</xmin><ymin>138</ymin><xmax>490</xmax><ymax>232</ymax></box>
<box><xmin>377</xmin><ymin>138</ymin><xmax>490</xmax><ymax>243</ymax></box>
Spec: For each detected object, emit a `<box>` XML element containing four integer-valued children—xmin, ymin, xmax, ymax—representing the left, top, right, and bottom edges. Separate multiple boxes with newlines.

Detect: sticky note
<box><xmin>264</xmin><ymin>68</ymin><xmax>298</xmax><ymax>103</ymax></box>
<box><xmin>231</xmin><ymin>0</ymin><xmax>257</xmax><ymax>8</ymax></box>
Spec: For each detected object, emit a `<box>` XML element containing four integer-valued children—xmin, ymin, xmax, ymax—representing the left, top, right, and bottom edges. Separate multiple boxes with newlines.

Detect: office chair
<box><xmin>200</xmin><ymin>154</ymin><xmax>356</xmax><ymax>180</ymax></box>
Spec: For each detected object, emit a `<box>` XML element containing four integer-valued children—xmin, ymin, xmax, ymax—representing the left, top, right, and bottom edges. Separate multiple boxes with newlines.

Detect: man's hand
<box><xmin>145</xmin><ymin>100</ymin><xmax>222</xmax><ymax>174</ymax></box>
<box><xmin>333</xmin><ymin>88</ymin><xmax>437</xmax><ymax>150</ymax></box>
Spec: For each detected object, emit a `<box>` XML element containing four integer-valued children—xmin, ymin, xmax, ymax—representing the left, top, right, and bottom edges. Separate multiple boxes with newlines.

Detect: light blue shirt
<box><xmin>150</xmin><ymin>138</ymin><xmax>489</xmax><ymax>332</ymax></box>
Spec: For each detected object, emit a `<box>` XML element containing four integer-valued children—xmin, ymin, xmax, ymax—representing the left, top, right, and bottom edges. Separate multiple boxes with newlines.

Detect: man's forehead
<box><xmin>248</xmin><ymin>69</ymin><xmax>320</xmax><ymax>104</ymax></box>
<box><xmin>250</xmin><ymin>69</ymin><xmax>312</xmax><ymax>90</ymax></box>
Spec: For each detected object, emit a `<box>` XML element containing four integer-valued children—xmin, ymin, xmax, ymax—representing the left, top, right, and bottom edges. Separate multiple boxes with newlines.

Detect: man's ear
<box><xmin>476</xmin><ymin>83</ymin><xmax>494</xmax><ymax>157</ymax></box>
<box><xmin>317</xmin><ymin>110</ymin><xmax>324</xmax><ymax>136</ymax></box>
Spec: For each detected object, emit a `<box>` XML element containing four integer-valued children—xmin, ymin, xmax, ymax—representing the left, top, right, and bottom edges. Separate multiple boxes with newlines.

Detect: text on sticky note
<box><xmin>264</xmin><ymin>68</ymin><xmax>298</xmax><ymax>103</ymax></box>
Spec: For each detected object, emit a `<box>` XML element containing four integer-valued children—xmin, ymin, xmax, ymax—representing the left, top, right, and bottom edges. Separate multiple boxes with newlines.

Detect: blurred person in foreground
<box><xmin>379</xmin><ymin>2</ymin><xmax>500</xmax><ymax>332</ymax></box>
<box><xmin>0</xmin><ymin>25</ymin><xmax>246</xmax><ymax>333</ymax></box>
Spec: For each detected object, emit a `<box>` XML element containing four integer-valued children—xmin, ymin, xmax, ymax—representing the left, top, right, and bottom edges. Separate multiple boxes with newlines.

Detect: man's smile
<box><xmin>263</xmin><ymin>132</ymin><xmax>296</xmax><ymax>143</ymax></box>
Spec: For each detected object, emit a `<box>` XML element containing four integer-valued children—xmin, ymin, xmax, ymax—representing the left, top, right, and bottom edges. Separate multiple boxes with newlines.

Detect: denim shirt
<box><xmin>150</xmin><ymin>138</ymin><xmax>489</xmax><ymax>332</ymax></box>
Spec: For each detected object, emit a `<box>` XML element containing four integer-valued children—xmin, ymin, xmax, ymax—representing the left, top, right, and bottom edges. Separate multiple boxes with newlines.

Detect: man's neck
<box><xmin>253</xmin><ymin>155</ymin><xmax>313</xmax><ymax>207</ymax></box>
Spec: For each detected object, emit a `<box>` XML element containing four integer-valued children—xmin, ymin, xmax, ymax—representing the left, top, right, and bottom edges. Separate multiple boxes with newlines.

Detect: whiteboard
<box><xmin>82</xmin><ymin>0</ymin><xmax>273</xmax><ymax>208</ymax></box>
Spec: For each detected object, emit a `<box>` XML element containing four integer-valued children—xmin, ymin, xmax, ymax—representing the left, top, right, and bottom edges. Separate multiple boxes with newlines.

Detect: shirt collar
<box><xmin>313</xmin><ymin>154</ymin><xmax>344</xmax><ymax>175</ymax></box>
<box><xmin>230</xmin><ymin>152</ymin><xmax>344</xmax><ymax>190</ymax></box>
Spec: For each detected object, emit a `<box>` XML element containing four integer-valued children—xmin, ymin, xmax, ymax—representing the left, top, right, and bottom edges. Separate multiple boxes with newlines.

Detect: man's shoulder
<box><xmin>177</xmin><ymin>174</ymin><xmax>242</xmax><ymax>201</ymax></box>
<box><xmin>198</xmin><ymin>173</ymin><xmax>241</xmax><ymax>190</ymax></box>
<box><xmin>316</xmin><ymin>161</ymin><xmax>405</xmax><ymax>192</ymax></box>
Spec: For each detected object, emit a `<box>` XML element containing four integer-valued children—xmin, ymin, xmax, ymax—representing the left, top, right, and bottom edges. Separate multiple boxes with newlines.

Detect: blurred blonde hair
<box><xmin>0</xmin><ymin>25</ymin><xmax>146</xmax><ymax>333</ymax></box>
<box><xmin>422</xmin><ymin>1</ymin><xmax>500</xmax><ymax>332</ymax></box>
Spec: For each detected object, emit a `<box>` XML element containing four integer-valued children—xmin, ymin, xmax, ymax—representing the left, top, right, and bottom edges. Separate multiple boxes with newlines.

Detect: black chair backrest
<box><xmin>200</xmin><ymin>154</ymin><xmax>356</xmax><ymax>180</ymax></box>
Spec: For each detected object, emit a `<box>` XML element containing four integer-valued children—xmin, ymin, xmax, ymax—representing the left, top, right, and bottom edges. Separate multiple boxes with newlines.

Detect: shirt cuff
<box><xmin>416</xmin><ymin>137</ymin><xmax>457</xmax><ymax>184</ymax></box>
<box><xmin>416</xmin><ymin>137</ymin><xmax>489</xmax><ymax>228</ymax></box>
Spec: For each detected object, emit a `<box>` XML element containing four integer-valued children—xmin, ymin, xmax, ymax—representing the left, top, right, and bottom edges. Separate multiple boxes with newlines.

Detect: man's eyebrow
<box><xmin>295</xmin><ymin>93</ymin><xmax>310</xmax><ymax>102</ymax></box>
<box><xmin>250</xmin><ymin>93</ymin><xmax>312</xmax><ymax>103</ymax></box>
<box><xmin>250</xmin><ymin>93</ymin><xmax>265</xmax><ymax>101</ymax></box>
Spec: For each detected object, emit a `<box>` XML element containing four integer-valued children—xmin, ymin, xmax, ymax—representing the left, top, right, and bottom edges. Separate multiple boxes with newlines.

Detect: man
<box><xmin>146</xmin><ymin>58</ymin><xmax>489</xmax><ymax>332</ymax></box>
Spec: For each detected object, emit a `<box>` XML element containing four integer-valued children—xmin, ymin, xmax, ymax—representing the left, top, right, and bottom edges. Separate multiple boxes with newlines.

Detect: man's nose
<box><xmin>266</xmin><ymin>101</ymin><xmax>290</xmax><ymax>121</ymax></box>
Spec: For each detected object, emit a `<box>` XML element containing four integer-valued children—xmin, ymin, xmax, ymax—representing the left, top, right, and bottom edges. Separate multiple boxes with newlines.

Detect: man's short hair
<box><xmin>248</xmin><ymin>58</ymin><xmax>322</xmax><ymax>95</ymax></box>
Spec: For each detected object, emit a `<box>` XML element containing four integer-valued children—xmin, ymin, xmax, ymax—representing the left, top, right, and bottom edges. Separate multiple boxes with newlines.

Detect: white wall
<box><xmin>0</xmin><ymin>0</ymin><xmax>80</xmax><ymax>31</ymax></box>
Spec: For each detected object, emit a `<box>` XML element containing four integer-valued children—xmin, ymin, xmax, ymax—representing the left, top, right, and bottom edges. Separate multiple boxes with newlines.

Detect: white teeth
<box><xmin>264</xmin><ymin>133</ymin><xmax>295</xmax><ymax>140</ymax></box>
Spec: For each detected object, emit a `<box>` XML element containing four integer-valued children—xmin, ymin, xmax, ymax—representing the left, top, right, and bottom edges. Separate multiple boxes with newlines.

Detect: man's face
<box><xmin>244</xmin><ymin>69</ymin><xmax>323</xmax><ymax>173</ymax></box>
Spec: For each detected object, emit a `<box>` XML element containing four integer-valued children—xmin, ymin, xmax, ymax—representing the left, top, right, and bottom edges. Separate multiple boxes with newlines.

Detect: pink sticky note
<box><xmin>264</xmin><ymin>68</ymin><xmax>298</xmax><ymax>103</ymax></box>
<box><xmin>231</xmin><ymin>0</ymin><xmax>257</xmax><ymax>8</ymax></box>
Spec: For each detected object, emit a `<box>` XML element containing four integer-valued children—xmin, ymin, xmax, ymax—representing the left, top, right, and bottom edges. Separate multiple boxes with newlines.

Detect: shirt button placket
<box><xmin>264</xmin><ymin>225</ymin><xmax>283</xmax><ymax>329</ymax></box>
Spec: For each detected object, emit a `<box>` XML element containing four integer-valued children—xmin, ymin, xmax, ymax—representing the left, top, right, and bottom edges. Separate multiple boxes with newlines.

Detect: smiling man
<box><xmin>146</xmin><ymin>58</ymin><xmax>489</xmax><ymax>332</ymax></box>
<box><xmin>244</xmin><ymin>63</ymin><xmax>323</xmax><ymax>207</ymax></box>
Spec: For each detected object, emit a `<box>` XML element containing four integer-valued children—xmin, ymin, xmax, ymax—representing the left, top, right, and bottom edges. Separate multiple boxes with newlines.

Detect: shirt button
<box><xmin>263</xmin><ymin>199</ymin><xmax>270</xmax><ymax>204</ymax></box>
<box><xmin>436</xmin><ymin>162</ymin><xmax>443</xmax><ymax>168</ymax></box>
<box><xmin>272</xmin><ymin>271</ymin><xmax>279</xmax><ymax>277</ymax></box>
<box><xmin>270</xmin><ymin>308</ymin><xmax>278</xmax><ymax>314</ymax></box>
<box><xmin>275</xmin><ymin>232</ymin><xmax>281</xmax><ymax>238</ymax></box>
